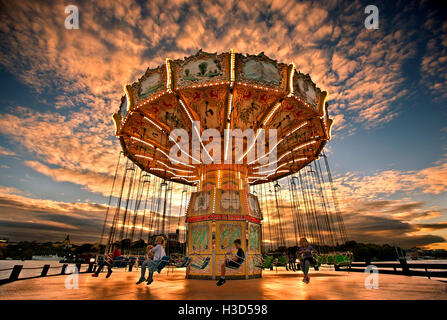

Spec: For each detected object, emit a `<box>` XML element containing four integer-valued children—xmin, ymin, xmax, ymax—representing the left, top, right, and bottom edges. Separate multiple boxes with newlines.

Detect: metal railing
<box><xmin>0</xmin><ymin>257</ymin><xmax>150</xmax><ymax>286</ymax></box>
<box><xmin>0</xmin><ymin>263</ymin><xmax>97</xmax><ymax>285</ymax></box>
<box><xmin>335</xmin><ymin>259</ymin><xmax>447</xmax><ymax>279</ymax></box>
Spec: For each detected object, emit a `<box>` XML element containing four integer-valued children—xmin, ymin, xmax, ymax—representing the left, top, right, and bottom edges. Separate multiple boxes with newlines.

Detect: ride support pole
<box><xmin>9</xmin><ymin>265</ymin><xmax>23</xmax><ymax>281</ymax></box>
<box><xmin>87</xmin><ymin>263</ymin><xmax>94</xmax><ymax>273</ymax></box>
<box><xmin>41</xmin><ymin>264</ymin><xmax>50</xmax><ymax>277</ymax></box>
<box><xmin>399</xmin><ymin>258</ymin><xmax>409</xmax><ymax>275</ymax></box>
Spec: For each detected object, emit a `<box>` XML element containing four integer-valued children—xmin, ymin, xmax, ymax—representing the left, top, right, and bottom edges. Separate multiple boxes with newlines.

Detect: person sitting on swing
<box><xmin>92</xmin><ymin>244</ymin><xmax>121</xmax><ymax>278</ymax></box>
<box><xmin>137</xmin><ymin>236</ymin><xmax>166</xmax><ymax>285</ymax></box>
<box><xmin>299</xmin><ymin>237</ymin><xmax>317</xmax><ymax>284</ymax></box>
<box><xmin>136</xmin><ymin>244</ymin><xmax>153</xmax><ymax>284</ymax></box>
<box><xmin>216</xmin><ymin>239</ymin><xmax>245</xmax><ymax>286</ymax></box>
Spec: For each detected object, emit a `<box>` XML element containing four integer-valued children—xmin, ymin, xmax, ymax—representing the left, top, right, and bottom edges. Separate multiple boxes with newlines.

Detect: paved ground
<box><xmin>1</xmin><ymin>267</ymin><xmax>447</xmax><ymax>300</ymax></box>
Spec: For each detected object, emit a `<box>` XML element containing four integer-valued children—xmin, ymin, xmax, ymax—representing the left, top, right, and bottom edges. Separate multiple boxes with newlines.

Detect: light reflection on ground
<box><xmin>1</xmin><ymin>267</ymin><xmax>446</xmax><ymax>300</ymax></box>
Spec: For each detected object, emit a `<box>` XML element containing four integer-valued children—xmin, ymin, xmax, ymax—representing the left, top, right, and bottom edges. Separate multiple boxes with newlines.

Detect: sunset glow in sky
<box><xmin>0</xmin><ymin>0</ymin><xmax>446</xmax><ymax>248</ymax></box>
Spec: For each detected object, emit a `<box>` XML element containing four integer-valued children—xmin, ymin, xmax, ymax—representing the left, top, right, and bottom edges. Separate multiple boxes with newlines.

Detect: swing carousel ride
<box><xmin>105</xmin><ymin>50</ymin><xmax>348</xmax><ymax>280</ymax></box>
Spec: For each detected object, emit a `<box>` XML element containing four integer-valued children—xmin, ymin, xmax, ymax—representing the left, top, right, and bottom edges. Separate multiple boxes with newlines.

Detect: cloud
<box><xmin>335</xmin><ymin>155</ymin><xmax>447</xmax><ymax>201</ymax></box>
<box><xmin>417</xmin><ymin>223</ymin><xmax>447</xmax><ymax>231</ymax></box>
<box><xmin>326</xmin><ymin>155</ymin><xmax>447</xmax><ymax>248</ymax></box>
<box><xmin>0</xmin><ymin>0</ymin><xmax>441</xmax><ymax>190</ymax></box>
<box><xmin>0</xmin><ymin>106</ymin><xmax>120</xmax><ymax>182</ymax></box>
<box><xmin>336</xmin><ymin>200</ymin><xmax>446</xmax><ymax>247</ymax></box>
<box><xmin>0</xmin><ymin>0</ymin><xmax>438</xmax><ymax>138</ymax></box>
<box><xmin>0</xmin><ymin>146</ymin><xmax>17</xmax><ymax>157</ymax></box>
<box><xmin>0</xmin><ymin>185</ymin><xmax>107</xmax><ymax>242</ymax></box>
<box><xmin>0</xmin><ymin>0</ymin><xmax>445</xmax><ymax>247</ymax></box>
<box><xmin>0</xmin><ymin>184</ymin><xmax>187</xmax><ymax>243</ymax></box>
<box><xmin>420</xmin><ymin>18</ymin><xmax>447</xmax><ymax>100</ymax></box>
<box><xmin>25</xmin><ymin>160</ymin><xmax>115</xmax><ymax>196</ymax></box>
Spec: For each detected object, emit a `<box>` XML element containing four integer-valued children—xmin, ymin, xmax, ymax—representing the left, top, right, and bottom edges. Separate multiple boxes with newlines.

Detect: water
<box><xmin>0</xmin><ymin>260</ymin><xmax>77</xmax><ymax>280</ymax></box>
<box><xmin>407</xmin><ymin>259</ymin><xmax>447</xmax><ymax>264</ymax></box>
<box><xmin>366</xmin><ymin>260</ymin><xmax>447</xmax><ymax>274</ymax></box>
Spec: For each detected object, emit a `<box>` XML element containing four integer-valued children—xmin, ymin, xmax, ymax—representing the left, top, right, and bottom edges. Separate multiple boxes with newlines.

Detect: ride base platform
<box><xmin>1</xmin><ymin>267</ymin><xmax>446</xmax><ymax>300</ymax></box>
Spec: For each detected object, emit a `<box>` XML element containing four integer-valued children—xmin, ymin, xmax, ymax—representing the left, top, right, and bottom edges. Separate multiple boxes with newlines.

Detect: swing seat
<box><xmin>147</xmin><ymin>256</ymin><xmax>170</xmax><ymax>273</ymax></box>
<box><xmin>276</xmin><ymin>256</ymin><xmax>288</xmax><ymax>267</ymax></box>
<box><xmin>224</xmin><ymin>252</ymin><xmax>245</xmax><ymax>270</ymax></box>
<box><xmin>111</xmin><ymin>256</ymin><xmax>125</xmax><ymax>268</ymax></box>
<box><xmin>226</xmin><ymin>259</ymin><xmax>244</xmax><ymax>270</ymax></box>
<box><xmin>333</xmin><ymin>254</ymin><xmax>352</xmax><ymax>267</ymax></box>
<box><xmin>299</xmin><ymin>255</ymin><xmax>320</xmax><ymax>271</ymax></box>
<box><xmin>190</xmin><ymin>257</ymin><xmax>210</xmax><ymax>270</ymax></box>
<box><xmin>176</xmin><ymin>256</ymin><xmax>191</xmax><ymax>268</ymax></box>
<box><xmin>137</xmin><ymin>256</ymin><xmax>145</xmax><ymax>267</ymax></box>
<box><xmin>157</xmin><ymin>256</ymin><xmax>170</xmax><ymax>273</ymax></box>
<box><xmin>255</xmin><ymin>255</ymin><xmax>274</xmax><ymax>269</ymax></box>
<box><xmin>128</xmin><ymin>256</ymin><xmax>137</xmax><ymax>267</ymax></box>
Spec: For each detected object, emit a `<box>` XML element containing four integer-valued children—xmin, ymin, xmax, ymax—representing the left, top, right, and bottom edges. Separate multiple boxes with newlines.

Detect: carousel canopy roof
<box><xmin>113</xmin><ymin>50</ymin><xmax>333</xmax><ymax>186</ymax></box>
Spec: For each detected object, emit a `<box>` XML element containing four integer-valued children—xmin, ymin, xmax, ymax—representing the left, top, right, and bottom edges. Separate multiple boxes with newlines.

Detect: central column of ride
<box><xmin>186</xmin><ymin>164</ymin><xmax>263</xmax><ymax>279</ymax></box>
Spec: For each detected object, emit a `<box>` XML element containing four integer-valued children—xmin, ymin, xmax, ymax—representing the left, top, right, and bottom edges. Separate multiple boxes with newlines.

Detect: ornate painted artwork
<box><xmin>189</xmin><ymin>255</ymin><xmax>212</xmax><ymax>275</ymax></box>
<box><xmin>120</xmin><ymin>95</ymin><xmax>128</xmax><ymax>119</ymax></box>
<box><xmin>193</xmin><ymin>191</ymin><xmax>211</xmax><ymax>214</ymax></box>
<box><xmin>248</xmin><ymin>194</ymin><xmax>261</xmax><ymax>219</ymax></box>
<box><xmin>247</xmin><ymin>255</ymin><xmax>262</xmax><ymax>274</ymax></box>
<box><xmin>293</xmin><ymin>72</ymin><xmax>320</xmax><ymax>110</ymax></box>
<box><xmin>220</xmin><ymin>171</ymin><xmax>240</xmax><ymax>190</ymax></box>
<box><xmin>139</xmin><ymin>73</ymin><xmax>163</xmax><ymax>99</ymax></box>
<box><xmin>182</xmin><ymin>58</ymin><xmax>223</xmax><ymax>82</ymax></box>
<box><xmin>236</xmin><ymin>53</ymin><xmax>289</xmax><ymax>90</ymax></box>
<box><xmin>242</xmin><ymin>59</ymin><xmax>281</xmax><ymax>84</ymax></box>
<box><xmin>232</xmin><ymin>87</ymin><xmax>282</xmax><ymax>130</ymax></box>
<box><xmin>269</xmin><ymin>98</ymin><xmax>314</xmax><ymax>134</ymax></box>
<box><xmin>140</xmin><ymin>94</ymin><xmax>188</xmax><ymax>131</ymax></box>
<box><xmin>202</xmin><ymin>180</ymin><xmax>217</xmax><ymax>191</ymax></box>
<box><xmin>121</xmin><ymin>114</ymin><xmax>164</xmax><ymax>147</ymax></box>
<box><xmin>220</xmin><ymin>190</ymin><xmax>241</xmax><ymax>212</ymax></box>
<box><xmin>218</xmin><ymin>222</ymin><xmax>242</xmax><ymax>250</ymax></box>
<box><xmin>117</xmin><ymin>50</ymin><xmax>331</xmax><ymax>186</ymax></box>
<box><xmin>221</xmin><ymin>179</ymin><xmax>239</xmax><ymax>190</ymax></box>
<box><xmin>190</xmin><ymin>222</ymin><xmax>210</xmax><ymax>251</ymax></box>
<box><xmin>277</xmin><ymin>128</ymin><xmax>314</xmax><ymax>156</ymax></box>
<box><xmin>179</xmin><ymin>86</ymin><xmax>226</xmax><ymax>131</ymax></box>
<box><xmin>172</xmin><ymin>51</ymin><xmax>229</xmax><ymax>88</ymax></box>
<box><xmin>248</xmin><ymin>223</ymin><xmax>260</xmax><ymax>252</ymax></box>
<box><xmin>216</xmin><ymin>255</ymin><xmax>243</xmax><ymax>275</ymax></box>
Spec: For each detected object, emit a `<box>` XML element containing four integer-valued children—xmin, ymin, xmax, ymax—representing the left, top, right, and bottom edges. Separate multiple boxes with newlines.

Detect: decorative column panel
<box><xmin>186</xmin><ymin>165</ymin><xmax>262</xmax><ymax>279</ymax></box>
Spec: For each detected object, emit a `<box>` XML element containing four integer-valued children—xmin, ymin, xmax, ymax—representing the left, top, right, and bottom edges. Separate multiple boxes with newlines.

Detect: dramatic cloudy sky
<box><xmin>0</xmin><ymin>0</ymin><xmax>446</xmax><ymax>248</ymax></box>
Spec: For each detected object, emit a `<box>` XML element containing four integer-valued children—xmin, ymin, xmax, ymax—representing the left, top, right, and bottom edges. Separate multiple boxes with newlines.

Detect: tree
<box><xmin>198</xmin><ymin>62</ymin><xmax>208</xmax><ymax>75</ymax></box>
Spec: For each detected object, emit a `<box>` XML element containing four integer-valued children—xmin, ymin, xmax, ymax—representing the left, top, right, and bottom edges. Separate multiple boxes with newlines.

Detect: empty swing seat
<box><xmin>176</xmin><ymin>256</ymin><xmax>191</xmax><ymax>268</ymax></box>
<box><xmin>190</xmin><ymin>257</ymin><xmax>210</xmax><ymax>270</ymax></box>
<box><xmin>276</xmin><ymin>256</ymin><xmax>288</xmax><ymax>267</ymax></box>
<box><xmin>255</xmin><ymin>255</ymin><xmax>274</xmax><ymax>269</ymax></box>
